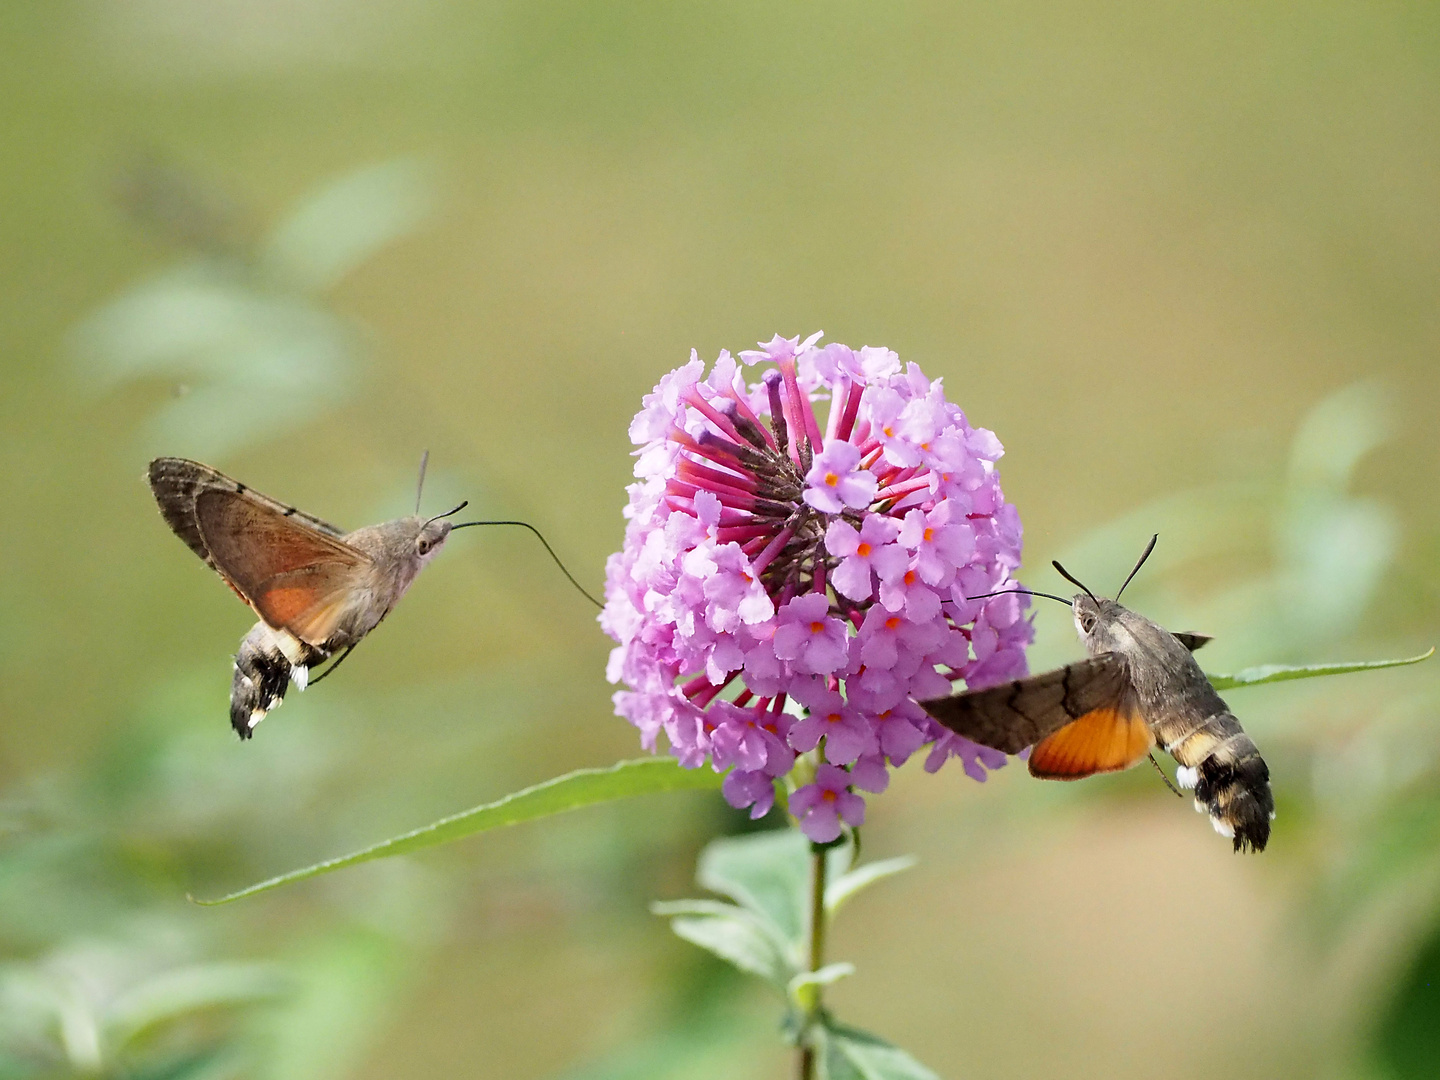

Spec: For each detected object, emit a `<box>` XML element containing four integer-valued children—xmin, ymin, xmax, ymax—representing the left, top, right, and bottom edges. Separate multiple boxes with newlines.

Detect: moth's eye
<box><xmin>417</xmin><ymin>539</ymin><xmax>432</xmax><ymax>556</ymax></box>
<box><xmin>1080</xmin><ymin>614</ymin><xmax>1096</xmax><ymax>632</ymax></box>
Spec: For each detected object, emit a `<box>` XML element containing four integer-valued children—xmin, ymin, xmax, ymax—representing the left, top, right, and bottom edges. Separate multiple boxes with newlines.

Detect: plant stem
<box><xmin>798</xmin><ymin>840</ymin><xmax>829</xmax><ymax>1080</ymax></box>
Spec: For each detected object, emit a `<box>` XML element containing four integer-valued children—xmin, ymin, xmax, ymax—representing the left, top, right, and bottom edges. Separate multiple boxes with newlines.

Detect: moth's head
<box><xmin>413</xmin><ymin>516</ymin><xmax>452</xmax><ymax>563</ymax></box>
<box><xmin>1056</xmin><ymin>535</ymin><xmax>1158</xmax><ymax>645</ymax></box>
<box><xmin>1072</xmin><ymin>593</ymin><xmax>1103</xmax><ymax>637</ymax></box>
<box><xmin>406</xmin><ymin>498</ymin><xmax>471</xmax><ymax>566</ymax></box>
<box><xmin>1073</xmin><ymin>596</ymin><xmax>1128</xmax><ymax>653</ymax></box>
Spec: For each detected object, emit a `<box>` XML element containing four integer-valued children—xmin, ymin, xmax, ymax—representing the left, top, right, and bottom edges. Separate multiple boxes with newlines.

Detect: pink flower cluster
<box><xmin>601</xmin><ymin>334</ymin><xmax>1032</xmax><ymax>842</ymax></box>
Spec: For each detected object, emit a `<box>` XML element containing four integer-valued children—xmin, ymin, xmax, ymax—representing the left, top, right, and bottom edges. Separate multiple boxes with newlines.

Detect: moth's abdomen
<box><xmin>231</xmin><ymin>622</ymin><xmax>328</xmax><ymax>739</ymax></box>
<box><xmin>1167</xmin><ymin>713</ymin><xmax>1273</xmax><ymax>853</ymax></box>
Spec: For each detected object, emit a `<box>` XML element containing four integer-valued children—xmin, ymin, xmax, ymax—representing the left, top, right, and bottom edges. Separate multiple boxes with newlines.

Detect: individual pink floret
<box><xmin>803</xmin><ymin>440</ymin><xmax>878</xmax><ymax>514</ymax></box>
<box><xmin>824</xmin><ymin>516</ymin><xmax>906</xmax><ymax>602</ymax></box>
<box><xmin>790</xmin><ymin>764</ymin><xmax>867</xmax><ymax>843</ymax></box>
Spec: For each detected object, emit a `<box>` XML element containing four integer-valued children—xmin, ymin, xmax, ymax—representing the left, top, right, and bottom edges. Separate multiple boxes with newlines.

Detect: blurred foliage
<box><xmin>70</xmin><ymin>158</ymin><xmax>433</xmax><ymax>459</ymax></box>
<box><xmin>654</xmin><ymin>830</ymin><xmax>934</xmax><ymax>1080</ymax></box>
<box><xmin>1373</xmin><ymin>920</ymin><xmax>1440</xmax><ymax>1080</ymax></box>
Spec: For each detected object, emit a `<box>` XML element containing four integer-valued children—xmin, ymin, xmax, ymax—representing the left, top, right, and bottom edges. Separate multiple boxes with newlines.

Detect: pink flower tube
<box><xmin>601</xmin><ymin>334</ymin><xmax>1033</xmax><ymax>840</ymax></box>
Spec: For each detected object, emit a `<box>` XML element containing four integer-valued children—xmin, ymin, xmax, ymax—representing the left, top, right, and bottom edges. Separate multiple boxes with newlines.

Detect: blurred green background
<box><xmin>2</xmin><ymin>2</ymin><xmax>1438</xmax><ymax>1077</ymax></box>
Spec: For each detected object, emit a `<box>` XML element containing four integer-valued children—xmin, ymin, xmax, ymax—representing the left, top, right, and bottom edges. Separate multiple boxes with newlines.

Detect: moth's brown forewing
<box><xmin>150</xmin><ymin>458</ymin><xmax>373</xmax><ymax>648</ymax></box>
<box><xmin>192</xmin><ymin>487</ymin><xmax>370</xmax><ymax>646</ymax></box>
<box><xmin>919</xmin><ymin>653</ymin><xmax>1128</xmax><ymax>757</ymax></box>
<box><xmin>149</xmin><ymin>456</ymin><xmax>441</xmax><ymax>739</ymax></box>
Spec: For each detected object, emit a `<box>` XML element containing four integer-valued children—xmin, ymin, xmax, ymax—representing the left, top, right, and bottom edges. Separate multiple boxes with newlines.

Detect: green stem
<box><xmin>799</xmin><ymin>840</ymin><xmax>829</xmax><ymax>1080</ymax></box>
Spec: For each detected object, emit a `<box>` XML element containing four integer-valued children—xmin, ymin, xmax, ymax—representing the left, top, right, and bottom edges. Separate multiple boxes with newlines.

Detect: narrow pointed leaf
<box><xmin>106</xmin><ymin>963</ymin><xmax>287</xmax><ymax>1049</ymax></box>
<box><xmin>194</xmin><ymin>758</ymin><xmax>723</xmax><ymax>904</ymax></box>
<box><xmin>261</xmin><ymin>158</ymin><xmax>433</xmax><ymax>292</ymax></box>
<box><xmin>653</xmin><ymin>897</ymin><xmax>799</xmax><ymax>969</ymax></box>
<box><xmin>650</xmin><ymin>899</ymin><xmax>750</xmax><ymax>919</ymax></box>
<box><xmin>825</xmin><ymin>856</ymin><xmax>918</xmax><ymax>916</ymax></box>
<box><xmin>1207</xmin><ymin>648</ymin><xmax>1433</xmax><ymax>691</ymax></box>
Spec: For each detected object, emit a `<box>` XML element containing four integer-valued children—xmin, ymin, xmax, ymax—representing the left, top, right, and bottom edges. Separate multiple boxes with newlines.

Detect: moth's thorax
<box><xmin>1091</xmin><ymin>602</ymin><xmax>1219</xmax><ymax>719</ymax></box>
<box><xmin>344</xmin><ymin>515</ymin><xmax>451</xmax><ymax>597</ymax></box>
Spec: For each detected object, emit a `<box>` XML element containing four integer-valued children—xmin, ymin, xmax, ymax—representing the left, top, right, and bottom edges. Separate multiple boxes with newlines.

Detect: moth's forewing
<box><xmin>1171</xmin><ymin>632</ymin><xmax>1212</xmax><ymax>652</ymax></box>
<box><xmin>149</xmin><ymin>458</ymin><xmax>229</xmax><ymax>571</ymax></box>
<box><xmin>919</xmin><ymin>653</ymin><xmax>1128</xmax><ymax>755</ymax></box>
<box><xmin>149</xmin><ymin>457</ymin><xmax>371</xmax><ymax>647</ymax></box>
<box><xmin>149</xmin><ymin>457</ymin><xmax>347</xmax><ymax>550</ymax></box>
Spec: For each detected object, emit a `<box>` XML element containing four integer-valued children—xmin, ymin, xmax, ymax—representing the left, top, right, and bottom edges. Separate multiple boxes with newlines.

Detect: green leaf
<box><xmin>697</xmin><ymin>831</ymin><xmax>812</xmax><ymax>949</ymax></box>
<box><xmin>106</xmin><ymin>962</ymin><xmax>287</xmax><ymax>1049</ymax></box>
<box><xmin>789</xmin><ymin>963</ymin><xmax>855</xmax><ymax>993</ymax></box>
<box><xmin>817</xmin><ymin>1023</ymin><xmax>940</xmax><ymax>1080</ymax></box>
<box><xmin>651</xmin><ymin>898</ymin><xmax>798</xmax><ymax>983</ymax></box>
<box><xmin>825</xmin><ymin>856</ymin><xmax>918</xmax><ymax>916</ymax></box>
<box><xmin>194</xmin><ymin>758</ymin><xmax>723</xmax><ymax>904</ymax></box>
<box><xmin>1207</xmin><ymin>648</ymin><xmax>1433</xmax><ymax>691</ymax></box>
<box><xmin>664</xmin><ymin>908</ymin><xmax>792</xmax><ymax>986</ymax></box>
<box><xmin>650</xmin><ymin>898</ymin><xmax>750</xmax><ymax>919</ymax></box>
<box><xmin>1372</xmin><ymin>917</ymin><xmax>1440</xmax><ymax>1079</ymax></box>
<box><xmin>261</xmin><ymin>158</ymin><xmax>434</xmax><ymax>293</ymax></box>
<box><xmin>696</xmin><ymin>831</ymin><xmax>853</xmax><ymax>951</ymax></box>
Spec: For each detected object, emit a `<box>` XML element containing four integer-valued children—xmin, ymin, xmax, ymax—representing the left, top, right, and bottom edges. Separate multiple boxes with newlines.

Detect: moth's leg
<box><xmin>307</xmin><ymin>644</ymin><xmax>355</xmax><ymax>687</ymax></box>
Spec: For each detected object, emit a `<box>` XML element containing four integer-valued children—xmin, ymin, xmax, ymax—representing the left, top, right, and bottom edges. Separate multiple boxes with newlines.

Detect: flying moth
<box><xmin>920</xmin><ymin>536</ymin><xmax>1275</xmax><ymax>852</ymax></box>
<box><xmin>148</xmin><ymin>455</ymin><xmax>595</xmax><ymax>739</ymax></box>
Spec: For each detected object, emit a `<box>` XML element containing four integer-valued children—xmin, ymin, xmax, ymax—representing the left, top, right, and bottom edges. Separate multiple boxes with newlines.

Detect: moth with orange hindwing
<box><xmin>919</xmin><ymin>536</ymin><xmax>1274</xmax><ymax>852</ymax></box>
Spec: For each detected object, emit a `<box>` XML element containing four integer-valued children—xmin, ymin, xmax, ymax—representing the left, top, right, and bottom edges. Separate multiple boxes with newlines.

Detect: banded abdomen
<box><xmin>1153</xmin><ymin>706</ymin><xmax>1273</xmax><ymax>852</ymax></box>
<box><xmin>231</xmin><ymin>622</ymin><xmax>329</xmax><ymax>739</ymax></box>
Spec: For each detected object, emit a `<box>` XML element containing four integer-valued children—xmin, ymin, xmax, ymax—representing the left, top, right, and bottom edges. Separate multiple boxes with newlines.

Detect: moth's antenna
<box><xmin>414</xmin><ymin>450</ymin><xmax>430</xmax><ymax>515</ymax></box>
<box><xmin>965</xmin><ymin>588</ymin><xmax>1073</xmax><ymax>608</ymax></box>
<box><xmin>452</xmin><ymin>519</ymin><xmax>603</xmax><ymax>609</ymax></box>
<box><xmin>424</xmin><ymin>501</ymin><xmax>469</xmax><ymax>527</ymax></box>
<box><xmin>1051</xmin><ymin>560</ymin><xmax>1098</xmax><ymax>603</ymax></box>
<box><xmin>1148</xmin><ymin>752</ymin><xmax>1184</xmax><ymax>798</ymax></box>
<box><xmin>1115</xmin><ymin>533</ymin><xmax>1159</xmax><ymax>602</ymax></box>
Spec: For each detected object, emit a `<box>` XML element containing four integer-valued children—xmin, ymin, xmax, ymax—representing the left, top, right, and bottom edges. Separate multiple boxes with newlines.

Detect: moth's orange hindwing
<box><xmin>1027</xmin><ymin>706</ymin><xmax>1154</xmax><ymax>780</ymax></box>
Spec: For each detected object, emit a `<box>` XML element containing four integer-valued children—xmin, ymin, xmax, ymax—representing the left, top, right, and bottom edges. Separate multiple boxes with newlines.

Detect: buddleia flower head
<box><xmin>601</xmin><ymin>334</ymin><xmax>1032</xmax><ymax>840</ymax></box>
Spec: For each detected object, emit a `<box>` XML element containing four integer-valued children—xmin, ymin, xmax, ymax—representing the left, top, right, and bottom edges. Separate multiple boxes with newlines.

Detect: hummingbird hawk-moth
<box><xmin>149</xmin><ymin>455</ymin><xmax>478</xmax><ymax>739</ymax></box>
<box><xmin>920</xmin><ymin>536</ymin><xmax>1275</xmax><ymax>852</ymax></box>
